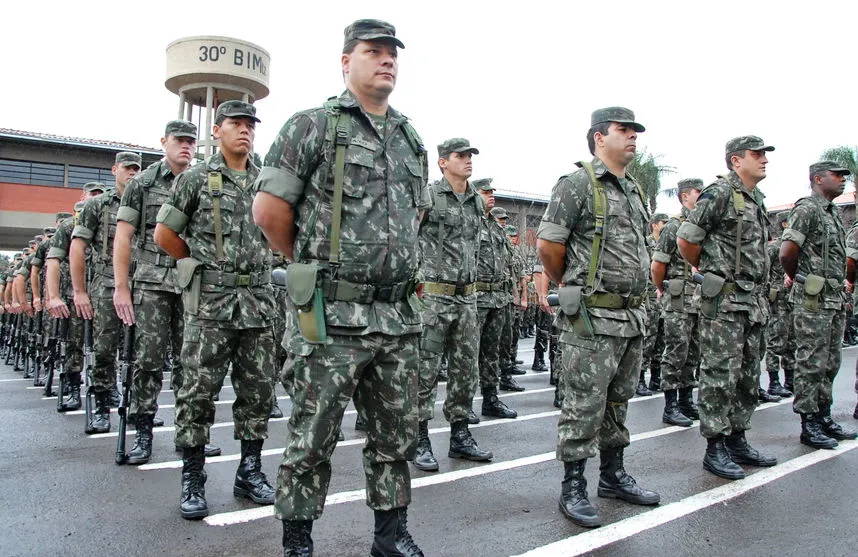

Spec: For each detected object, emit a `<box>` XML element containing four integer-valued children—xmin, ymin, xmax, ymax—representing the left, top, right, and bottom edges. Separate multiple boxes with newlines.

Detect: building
<box><xmin>767</xmin><ymin>190</ymin><xmax>856</xmax><ymax>232</ymax></box>
<box><xmin>0</xmin><ymin>128</ymin><xmax>163</xmax><ymax>250</ymax></box>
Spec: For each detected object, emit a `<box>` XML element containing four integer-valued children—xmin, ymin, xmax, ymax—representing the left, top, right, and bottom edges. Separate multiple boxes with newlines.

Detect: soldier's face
<box><xmin>163</xmin><ymin>135</ymin><xmax>197</xmax><ymax>168</ymax></box>
<box><xmin>214</xmin><ymin>117</ymin><xmax>256</xmax><ymax>158</ymax></box>
<box><xmin>510</xmin><ymin>235</ymin><xmax>520</xmax><ymax>245</ymax></box>
<box><xmin>343</xmin><ymin>40</ymin><xmax>398</xmax><ymax>99</ymax></box>
<box><xmin>478</xmin><ymin>189</ymin><xmax>495</xmax><ymax>211</ymax></box>
<box><xmin>112</xmin><ymin>164</ymin><xmax>140</xmax><ymax>188</ymax></box>
<box><xmin>682</xmin><ymin>188</ymin><xmax>701</xmax><ymax>209</ymax></box>
<box><xmin>815</xmin><ymin>170</ymin><xmax>847</xmax><ymax>198</ymax></box>
<box><xmin>733</xmin><ymin>150</ymin><xmax>768</xmax><ymax>182</ymax></box>
<box><xmin>596</xmin><ymin>122</ymin><xmax>637</xmax><ymax>165</ymax></box>
<box><xmin>440</xmin><ymin>152</ymin><xmax>473</xmax><ymax>179</ymax></box>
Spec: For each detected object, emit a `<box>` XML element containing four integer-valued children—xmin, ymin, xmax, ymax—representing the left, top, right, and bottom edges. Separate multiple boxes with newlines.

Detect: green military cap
<box><xmin>677</xmin><ymin>178</ymin><xmax>704</xmax><ymax>191</ymax></box>
<box><xmin>472</xmin><ymin>178</ymin><xmax>494</xmax><ymax>191</ymax></box>
<box><xmin>591</xmin><ymin>106</ymin><xmax>645</xmax><ymax>132</ymax></box>
<box><xmin>42</xmin><ymin>226</ymin><xmax>57</xmax><ymax>235</ymax></box>
<box><xmin>115</xmin><ymin>151</ymin><xmax>142</xmax><ymax>168</ymax></box>
<box><xmin>84</xmin><ymin>182</ymin><xmax>106</xmax><ymax>193</ymax></box>
<box><xmin>505</xmin><ymin>225</ymin><xmax>518</xmax><ymax>236</ymax></box>
<box><xmin>215</xmin><ymin>100</ymin><xmax>261</xmax><ymax>123</ymax></box>
<box><xmin>489</xmin><ymin>207</ymin><xmax>508</xmax><ymax>219</ymax></box>
<box><xmin>27</xmin><ymin>240</ymin><xmax>38</xmax><ymax>248</ymax></box>
<box><xmin>55</xmin><ymin>212</ymin><xmax>73</xmax><ymax>221</ymax></box>
<box><xmin>725</xmin><ymin>135</ymin><xmax>775</xmax><ymax>155</ymax></box>
<box><xmin>73</xmin><ymin>201</ymin><xmax>86</xmax><ymax>212</ymax></box>
<box><xmin>810</xmin><ymin>160</ymin><xmax>851</xmax><ymax>176</ymax></box>
<box><xmin>437</xmin><ymin>137</ymin><xmax>479</xmax><ymax>159</ymax></box>
<box><xmin>165</xmin><ymin>119</ymin><xmax>198</xmax><ymax>139</ymax></box>
<box><xmin>344</xmin><ymin>19</ymin><xmax>405</xmax><ymax>49</ymax></box>
<box><xmin>776</xmin><ymin>211</ymin><xmax>790</xmax><ymax>224</ymax></box>
<box><xmin>650</xmin><ymin>213</ymin><xmax>669</xmax><ymax>224</ymax></box>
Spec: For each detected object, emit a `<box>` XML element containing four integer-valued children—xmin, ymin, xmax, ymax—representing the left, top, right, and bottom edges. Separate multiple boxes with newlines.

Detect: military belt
<box><xmin>475</xmin><ymin>281</ymin><xmax>506</xmax><ymax>292</ymax></box>
<box><xmin>200</xmin><ymin>270</ymin><xmax>270</xmax><ymax>288</ymax></box>
<box><xmin>584</xmin><ymin>292</ymin><xmax>644</xmax><ymax>310</ymax></box>
<box><xmin>134</xmin><ymin>250</ymin><xmax>176</xmax><ymax>268</ymax></box>
<box><xmin>423</xmin><ymin>281</ymin><xmax>476</xmax><ymax>296</ymax></box>
<box><xmin>321</xmin><ymin>278</ymin><xmax>412</xmax><ymax>303</ymax></box>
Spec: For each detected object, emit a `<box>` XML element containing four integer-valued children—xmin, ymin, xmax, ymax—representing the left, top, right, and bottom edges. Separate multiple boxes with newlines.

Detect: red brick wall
<box><xmin>0</xmin><ymin>182</ymin><xmax>83</xmax><ymax>214</ymax></box>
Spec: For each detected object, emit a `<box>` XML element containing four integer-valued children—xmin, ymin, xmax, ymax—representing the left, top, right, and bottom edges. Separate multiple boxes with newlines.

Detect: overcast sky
<box><xmin>3</xmin><ymin>0</ymin><xmax>856</xmax><ymax>215</ymax></box>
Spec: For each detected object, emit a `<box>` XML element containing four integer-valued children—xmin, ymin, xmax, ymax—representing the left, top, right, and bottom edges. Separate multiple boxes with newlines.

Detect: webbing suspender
<box><xmin>433</xmin><ymin>186</ymin><xmax>447</xmax><ymax>271</ymax></box>
<box><xmin>731</xmin><ymin>188</ymin><xmax>745</xmax><ymax>277</ymax></box>
<box><xmin>328</xmin><ymin>111</ymin><xmax>353</xmax><ymax>267</ymax></box>
<box><xmin>138</xmin><ymin>183</ymin><xmax>148</xmax><ymax>249</ymax></box>
<box><xmin>101</xmin><ymin>204</ymin><xmax>110</xmax><ymax>260</ymax></box>
<box><xmin>580</xmin><ymin>162</ymin><xmax>607</xmax><ymax>293</ymax></box>
<box><xmin>207</xmin><ymin>171</ymin><xmax>225</xmax><ymax>263</ymax></box>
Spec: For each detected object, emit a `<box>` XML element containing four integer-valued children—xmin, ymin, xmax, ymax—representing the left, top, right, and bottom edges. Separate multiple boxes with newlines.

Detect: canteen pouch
<box><xmin>802</xmin><ymin>274</ymin><xmax>825</xmax><ymax>312</ymax></box>
<box><xmin>285</xmin><ymin>263</ymin><xmax>327</xmax><ymax>344</ymax></box>
<box><xmin>558</xmin><ymin>285</ymin><xmax>594</xmax><ymax>340</ymax></box>
<box><xmin>733</xmin><ymin>280</ymin><xmax>755</xmax><ymax>304</ymax></box>
<box><xmin>699</xmin><ymin>272</ymin><xmax>725</xmax><ymax>319</ymax></box>
<box><xmin>176</xmin><ymin>257</ymin><xmax>202</xmax><ymax>315</ymax></box>
<box><xmin>667</xmin><ymin>279</ymin><xmax>685</xmax><ymax>312</ymax></box>
<box><xmin>768</xmin><ymin>287</ymin><xmax>779</xmax><ymax>303</ymax></box>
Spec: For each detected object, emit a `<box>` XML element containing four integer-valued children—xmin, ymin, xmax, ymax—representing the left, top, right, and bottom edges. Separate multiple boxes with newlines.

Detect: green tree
<box><xmin>819</xmin><ymin>146</ymin><xmax>858</xmax><ymax>183</ymax></box>
<box><xmin>627</xmin><ymin>148</ymin><xmax>675</xmax><ymax>211</ymax></box>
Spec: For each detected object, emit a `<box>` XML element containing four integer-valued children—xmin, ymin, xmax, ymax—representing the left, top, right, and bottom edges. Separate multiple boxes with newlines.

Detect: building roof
<box><xmin>495</xmin><ymin>188</ymin><xmax>549</xmax><ymax>203</ymax></box>
<box><xmin>0</xmin><ymin>128</ymin><xmax>163</xmax><ymax>155</ymax></box>
<box><xmin>767</xmin><ymin>191</ymin><xmax>856</xmax><ymax>213</ymax></box>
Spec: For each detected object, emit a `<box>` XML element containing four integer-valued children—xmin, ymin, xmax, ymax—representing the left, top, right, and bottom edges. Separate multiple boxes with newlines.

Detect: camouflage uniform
<box><xmin>255</xmin><ymin>89</ymin><xmax>429</xmax><ymax>519</ymax></box>
<box><xmin>640</xmin><ymin>232</ymin><xmax>664</xmax><ymax>391</ymax></box>
<box><xmin>157</xmin><ymin>151</ymin><xmax>277</xmax><ymax>448</ymax></box>
<box><xmin>765</xmin><ymin>235</ymin><xmax>795</xmax><ymax>389</ymax></box>
<box><xmin>848</xmin><ymin>222</ymin><xmax>858</xmax><ymax>403</ymax></box>
<box><xmin>500</xmin><ymin>238</ymin><xmax>527</xmax><ymax>376</ymax></box>
<box><xmin>476</xmin><ymin>214</ymin><xmax>512</xmax><ymax>391</ymax></box>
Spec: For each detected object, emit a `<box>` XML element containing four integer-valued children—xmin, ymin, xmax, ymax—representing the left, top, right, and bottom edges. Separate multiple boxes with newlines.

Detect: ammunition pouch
<box><xmin>801</xmin><ymin>273</ymin><xmax>825</xmax><ymax>312</ymax></box>
<box><xmin>699</xmin><ymin>273</ymin><xmax>726</xmax><ymax>319</ymax></box>
<box><xmin>558</xmin><ymin>285</ymin><xmax>594</xmax><ymax>339</ymax></box>
<box><xmin>667</xmin><ymin>279</ymin><xmax>685</xmax><ymax>312</ymax></box>
<box><xmin>176</xmin><ymin>258</ymin><xmax>203</xmax><ymax>315</ymax></box>
<box><xmin>286</xmin><ymin>263</ymin><xmax>327</xmax><ymax>344</ymax></box>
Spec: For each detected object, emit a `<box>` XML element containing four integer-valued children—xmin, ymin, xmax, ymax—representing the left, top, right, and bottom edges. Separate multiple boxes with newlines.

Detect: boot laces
<box><xmin>395</xmin><ymin>511</ymin><xmax>421</xmax><ymax>554</ymax></box>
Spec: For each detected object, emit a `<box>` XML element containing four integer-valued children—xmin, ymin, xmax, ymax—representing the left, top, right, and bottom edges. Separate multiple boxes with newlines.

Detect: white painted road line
<box><xmin>62</xmin><ymin>395</ymin><xmax>292</xmax><ymax>415</ymax></box>
<box><xmin>0</xmin><ymin>377</ymin><xmax>30</xmax><ymax>382</ymax></box>
<box><xmin>512</xmin><ymin>439</ymin><xmax>858</xmax><ymax>557</ymax></box>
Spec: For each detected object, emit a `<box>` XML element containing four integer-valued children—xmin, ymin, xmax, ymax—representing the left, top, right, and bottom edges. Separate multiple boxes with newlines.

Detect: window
<box><xmin>0</xmin><ymin>158</ymin><xmax>64</xmax><ymax>186</ymax></box>
<box><xmin>68</xmin><ymin>165</ymin><xmax>114</xmax><ymax>189</ymax></box>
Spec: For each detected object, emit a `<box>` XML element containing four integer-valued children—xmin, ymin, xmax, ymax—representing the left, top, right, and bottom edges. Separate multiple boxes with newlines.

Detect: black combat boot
<box><xmin>532</xmin><ymin>358</ymin><xmax>548</xmax><ymax>372</ymax></box>
<box><xmin>180</xmin><ymin>446</ymin><xmax>208</xmax><ymax>519</ymax></box>
<box><xmin>233</xmin><ymin>439</ymin><xmax>276</xmax><ymax>505</ymax></box>
<box><xmin>553</xmin><ymin>383</ymin><xmax>563</xmax><ymax>409</ymax></box>
<box><xmin>509</xmin><ymin>364</ymin><xmax>526</xmax><ymax>375</ymax></box>
<box><xmin>767</xmin><ymin>371</ymin><xmax>792</xmax><ymax>397</ymax></box>
<box><xmin>282</xmin><ymin>519</ymin><xmax>314</xmax><ymax>557</ymax></box>
<box><xmin>153</xmin><ymin>415</ymin><xmax>165</xmax><ymax>427</ymax></box>
<box><xmin>636</xmin><ymin>369</ymin><xmax>652</xmax><ymax>397</ymax></box>
<box><xmin>87</xmin><ymin>390</ymin><xmax>111</xmax><ymax>434</ymax></box>
<box><xmin>559</xmin><ymin>460</ymin><xmax>601</xmax><ymax>527</ymax></box>
<box><xmin>758</xmin><ymin>387</ymin><xmax>781</xmax><ymax>403</ymax></box>
<box><xmin>412</xmin><ymin>420</ymin><xmax>438</xmax><ymax>472</ymax></box>
<box><xmin>481</xmin><ymin>386</ymin><xmax>518</xmax><ymax>418</ymax></box>
<box><xmin>817</xmin><ymin>404</ymin><xmax>857</xmax><ymax>440</ymax></box>
<box><xmin>597</xmin><ymin>447</ymin><xmax>660</xmax><ymax>505</ymax></box>
<box><xmin>467</xmin><ymin>409</ymin><xmax>480</xmax><ymax>425</ymax></box>
<box><xmin>662</xmin><ymin>389</ymin><xmax>693</xmax><ymax>427</ymax></box>
<box><xmin>448</xmin><ymin>420</ymin><xmax>493</xmax><ymax>461</ymax></box>
<box><xmin>59</xmin><ymin>374</ymin><xmax>81</xmax><ymax>412</ymax></box>
<box><xmin>127</xmin><ymin>414</ymin><xmax>154</xmax><ymax>465</ymax></box>
<box><xmin>109</xmin><ymin>386</ymin><xmax>121</xmax><ymax>408</ymax></box>
<box><xmin>853</xmin><ymin>401</ymin><xmax>858</xmax><ymax>420</ymax></box>
<box><xmin>800</xmin><ymin>413</ymin><xmax>838</xmax><ymax>449</ymax></box>
<box><xmin>648</xmin><ymin>368</ymin><xmax>661</xmax><ymax>392</ymax></box>
<box><xmin>270</xmin><ymin>399</ymin><xmax>284</xmax><ymax>419</ymax></box>
<box><xmin>784</xmin><ymin>369</ymin><xmax>794</xmax><ymax>394</ymax></box>
<box><xmin>355</xmin><ymin>415</ymin><xmax>367</xmax><ymax>432</ymax></box>
<box><xmin>724</xmin><ymin>431</ymin><xmax>776</xmax><ymax>466</ymax></box>
<box><xmin>499</xmin><ymin>374</ymin><xmax>525</xmax><ymax>392</ymax></box>
<box><xmin>370</xmin><ymin>507</ymin><xmax>424</xmax><ymax>557</ymax></box>
<box><xmin>175</xmin><ymin>443</ymin><xmax>222</xmax><ymax>457</ymax></box>
<box><xmin>677</xmin><ymin>386</ymin><xmax>699</xmax><ymax>420</ymax></box>
<box><xmin>702</xmin><ymin>435</ymin><xmax>745</xmax><ymax>480</ymax></box>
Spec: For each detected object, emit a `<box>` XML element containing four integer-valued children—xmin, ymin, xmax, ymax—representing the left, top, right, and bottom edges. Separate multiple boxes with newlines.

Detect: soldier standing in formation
<box><xmin>847</xmin><ymin>218</ymin><xmax>858</xmax><ymax>420</ymax></box>
<box><xmin>501</xmin><ymin>224</ymin><xmax>528</xmax><ymax>386</ymax></box>
<box><xmin>764</xmin><ymin>211</ymin><xmax>795</xmax><ymax>398</ymax></box>
<box><xmin>638</xmin><ymin>213</ymin><xmax>667</xmax><ymax>396</ymax></box>
<box><xmin>779</xmin><ymin>161</ymin><xmax>857</xmax><ymax>448</ymax></box>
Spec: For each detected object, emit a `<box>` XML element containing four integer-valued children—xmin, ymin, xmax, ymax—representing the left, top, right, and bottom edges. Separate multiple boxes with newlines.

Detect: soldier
<box><xmin>155</xmin><ymin>100</ymin><xmax>277</xmax><ymax>519</ymax></box>
<box><xmin>651</xmin><ymin>180</ymin><xmax>703</xmax><ymax>427</ymax></box>
<box><xmin>677</xmin><ymin>136</ymin><xmax>778</xmax><ymax>480</ymax></box>
<box><xmin>411</xmin><ymin>137</ymin><xmax>493</xmax><ymax>473</ymax></box>
<box><xmin>780</xmin><ymin>161</ymin><xmax>857</xmax><ymax>448</ymax></box>
<box><xmin>501</xmin><ymin>224</ymin><xmax>529</xmax><ymax>382</ymax></box>
<box><xmin>764</xmin><ymin>212</ymin><xmax>795</xmax><ymax>398</ymax></box>
<box><xmin>252</xmin><ymin>19</ymin><xmax>425</xmax><ymax>556</ymax></box>
<box><xmin>638</xmin><ymin>213</ymin><xmax>667</xmax><ymax>396</ymax></box>
<box><xmin>113</xmin><ymin>120</ymin><xmax>220</xmax><ymax>464</ymax></box>
<box><xmin>522</xmin><ymin>271</ymin><xmax>537</xmax><ymax>338</ymax></box>
<box><xmin>534</xmin><ymin>265</ymin><xmax>562</xmax><ymax>408</ymax></box>
<box><xmin>848</xmin><ymin>217</ymin><xmax>858</xmax><ymax>420</ymax></box>
<box><xmin>537</xmin><ymin>107</ymin><xmax>659</xmax><ymax>528</ymax></box>
<box><xmin>531</xmin><ymin>264</ymin><xmax>551</xmax><ymax>373</ymax></box>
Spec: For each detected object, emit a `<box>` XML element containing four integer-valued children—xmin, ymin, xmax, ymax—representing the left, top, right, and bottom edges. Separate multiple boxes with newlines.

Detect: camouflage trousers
<box><xmin>792</xmin><ymin>305</ymin><xmax>845</xmax><ymax>414</ymax></box>
<box><xmin>556</xmin><ymin>333</ymin><xmax>641</xmax><ymax>461</ymax></box>
<box><xmin>523</xmin><ymin>304</ymin><xmax>536</xmax><ymax>332</ymax></box>
<box><xmin>91</xmin><ymin>287</ymin><xmax>121</xmax><ymax>393</ymax></box>
<box><xmin>550</xmin><ymin>331</ymin><xmax>563</xmax><ymax>388</ymax></box>
<box><xmin>641</xmin><ymin>301</ymin><xmax>664</xmax><ymax>379</ymax></box>
<box><xmin>500</xmin><ymin>305</ymin><xmax>523</xmax><ymax>372</ymax></box>
<box><xmin>534</xmin><ymin>308</ymin><xmax>552</xmax><ymax>360</ymax></box>
<box><xmin>174</xmin><ymin>320</ymin><xmax>275</xmax><ymax>448</ymax></box>
<box><xmin>697</xmin><ymin>312</ymin><xmax>762</xmax><ymax>438</ymax></box>
<box><xmin>477</xmin><ymin>305</ymin><xmax>507</xmax><ymax>389</ymax></box>
<box><xmin>418</xmin><ymin>297</ymin><xmax>478</xmax><ymax>423</ymax></box>
<box><xmin>659</xmin><ymin>310</ymin><xmax>700</xmax><ymax>390</ymax></box>
<box><xmin>765</xmin><ymin>295</ymin><xmax>796</xmax><ymax>377</ymax></box>
<box><xmin>130</xmin><ymin>289</ymin><xmax>183</xmax><ymax>417</ymax></box>
<box><xmin>275</xmin><ymin>332</ymin><xmax>419</xmax><ymax>521</ymax></box>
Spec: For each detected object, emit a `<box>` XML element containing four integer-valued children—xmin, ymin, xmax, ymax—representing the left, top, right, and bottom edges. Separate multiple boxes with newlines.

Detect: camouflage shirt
<box><xmin>418</xmin><ymin>177</ymin><xmax>481</xmax><ymax>304</ymax></box>
<box><xmin>117</xmin><ymin>159</ymin><xmax>181</xmax><ymax>293</ymax></box>
<box><xmin>73</xmin><ymin>189</ymin><xmax>125</xmax><ymax>290</ymax></box>
<box><xmin>653</xmin><ymin>207</ymin><xmax>696</xmax><ymax>313</ymax></box>
<box><xmin>255</xmin><ymin>90</ymin><xmax>430</xmax><ymax>336</ymax></box>
<box><xmin>476</xmin><ymin>219</ymin><xmax>511</xmax><ymax>309</ymax></box>
<box><xmin>46</xmin><ymin>217</ymin><xmax>75</xmax><ymax>298</ymax></box>
<box><xmin>676</xmin><ymin>171</ymin><xmax>769</xmax><ymax>322</ymax></box>
<box><xmin>782</xmin><ymin>193</ymin><xmax>846</xmax><ymax>309</ymax></box>
<box><xmin>157</xmin><ymin>151</ymin><xmax>276</xmax><ymax>329</ymax></box>
<box><xmin>537</xmin><ymin>157</ymin><xmax>650</xmax><ymax>337</ymax></box>
<box><xmin>510</xmin><ymin>244</ymin><xmax>527</xmax><ymax>305</ymax></box>
<box><xmin>767</xmin><ymin>238</ymin><xmax>785</xmax><ymax>293</ymax></box>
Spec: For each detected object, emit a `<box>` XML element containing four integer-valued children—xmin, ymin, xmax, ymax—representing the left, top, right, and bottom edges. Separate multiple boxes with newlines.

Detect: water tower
<box><xmin>165</xmin><ymin>36</ymin><xmax>270</xmax><ymax>159</ymax></box>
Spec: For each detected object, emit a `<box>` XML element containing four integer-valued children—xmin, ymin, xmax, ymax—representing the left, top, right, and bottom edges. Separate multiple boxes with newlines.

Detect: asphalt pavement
<box><xmin>1</xmin><ymin>338</ymin><xmax>857</xmax><ymax>557</ymax></box>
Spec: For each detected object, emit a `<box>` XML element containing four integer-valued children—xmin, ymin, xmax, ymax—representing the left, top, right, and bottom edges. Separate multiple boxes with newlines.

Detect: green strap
<box><xmin>329</xmin><ymin>111</ymin><xmax>353</xmax><ymax>266</ymax></box>
<box><xmin>679</xmin><ymin>215</ymin><xmax>690</xmax><ymax>281</ymax></box>
<box><xmin>101</xmin><ymin>205</ymin><xmax>110</xmax><ymax>260</ymax></box>
<box><xmin>432</xmin><ymin>184</ymin><xmax>447</xmax><ymax>271</ymax></box>
<box><xmin>731</xmin><ymin>188</ymin><xmax>745</xmax><ymax>277</ymax></box>
<box><xmin>580</xmin><ymin>161</ymin><xmax>607</xmax><ymax>293</ymax></box>
<box><xmin>138</xmin><ymin>184</ymin><xmax>148</xmax><ymax>249</ymax></box>
<box><xmin>207</xmin><ymin>171</ymin><xmax>225</xmax><ymax>262</ymax></box>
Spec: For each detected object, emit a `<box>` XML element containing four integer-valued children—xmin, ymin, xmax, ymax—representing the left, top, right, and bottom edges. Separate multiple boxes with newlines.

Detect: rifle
<box><xmin>115</xmin><ymin>325</ymin><xmax>135</xmax><ymax>465</ymax></box>
<box><xmin>22</xmin><ymin>313</ymin><xmax>35</xmax><ymax>378</ymax></box>
<box><xmin>38</xmin><ymin>318</ymin><xmax>58</xmax><ymax>387</ymax></box>
<box><xmin>0</xmin><ymin>313</ymin><xmax>8</xmax><ymax>359</ymax></box>
<box><xmin>31</xmin><ymin>310</ymin><xmax>43</xmax><ymax>384</ymax></box>
<box><xmin>4</xmin><ymin>313</ymin><xmax>19</xmax><ymax>366</ymax></box>
<box><xmin>54</xmin><ymin>318</ymin><xmax>69</xmax><ymax>410</ymax></box>
<box><xmin>82</xmin><ymin>319</ymin><xmax>97</xmax><ymax>433</ymax></box>
<box><xmin>42</xmin><ymin>317</ymin><xmax>59</xmax><ymax>397</ymax></box>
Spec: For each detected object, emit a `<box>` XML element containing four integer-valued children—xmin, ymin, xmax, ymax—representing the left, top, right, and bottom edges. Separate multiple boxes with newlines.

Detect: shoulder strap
<box><xmin>136</xmin><ymin>167</ymin><xmax>158</xmax><ymax>248</ymax></box>
<box><xmin>207</xmin><ymin>171</ymin><xmax>225</xmax><ymax>263</ymax></box>
<box><xmin>431</xmin><ymin>184</ymin><xmax>447</xmax><ymax>271</ymax></box>
<box><xmin>580</xmin><ymin>161</ymin><xmax>607</xmax><ymax>293</ymax></box>
<box><xmin>401</xmin><ymin>121</ymin><xmax>427</xmax><ymax>179</ymax></box>
<box><xmin>101</xmin><ymin>202</ymin><xmax>110</xmax><ymax>260</ymax></box>
<box><xmin>731</xmin><ymin>186</ymin><xmax>745</xmax><ymax>277</ymax></box>
<box><xmin>327</xmin><ymin>108</ymin><xmax>353</xmax><ymax>267</ymax></box>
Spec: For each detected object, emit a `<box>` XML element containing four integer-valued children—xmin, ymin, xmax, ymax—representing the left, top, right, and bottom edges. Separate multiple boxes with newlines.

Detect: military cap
<box><xmin>215</xmin><ymin>100</ymin><xmax>261</xmax><ymax>124</ymax></box>
<box><xmin>725</xmin><ymin>135</ymin><xmax>775</xmax><ymax>155</ymax></box>
<box><xmin>776</xmin><ymin>211</ymin><xmax>790</xmax><ymax>224</ymax></box>
<box><xmin>344</xmin><ymin>19</ymin><xmax>405</xmax><ymax>49</ymax></box>
<box><xmin>505</xmin><ymin>225</ymin><xmax>518</xmax><ymax>236</ymax></box>
<box><xmin>472</xmin><ymin>178</ymin><xmax>495</xmax><ymax>191</ymax></box>
<box><xmin>42</xmin><ymin>226</ymin><xmax>57</xmax><ymax>235</ymax></box>
<box><xmin>164</xmin><ymin>119</ymin><xmax>198</xmax><ymax>139</ymax></box>
<box><xmin>73</xmin><ymin>201</ymin><xmax>86</xmax><ymax>212</ymax></box>
<box><xmin>591</xmin><ymin>107</ymin><xmax>645</xmax><ymax>132</ymax></box>
<box><xmin>490</xmin><ymin>207</ymin><xmax>508</xmax><ymax>219</ymax></box>
<box><xmin>810</xmin><ymin>160</ymin><xmax>851</xmax><ymax>176</ymax></box>
<box><xmin>84</xmin><ymin>182</ymin><xmax>106</xmax><ymax>193</ymax></box>
<box><xmin>55</xmin><ymin>212</ymin><xmax>73</xmax><ymax>221</ymax></box>
<box><xmin>677</xmin><ymin>178</ymin><xmax>704</xmax><ymax>192</ymax></box>
<box><xmin>22</xmin><ymin>248</ymin><xmax>31</xmax><ymax>255</ymax></box>
<box><xmin>28</xmin><ymin>240</ymin><xmax>38</xmax><ymax>248</ymax></box>
<box><xmin>437</xmin><ymin>138</ymin><xmax>479</xmax><ymax>159</ymax></box>
<box><xmin>114</xmin><ymin>151</ymin><xmax>142</xmax><ymax>168</ymax></box>
<box><xmin>650</xmin><ymin>213</ymin><xmax>669</xmax><ymax>224</ymax></box>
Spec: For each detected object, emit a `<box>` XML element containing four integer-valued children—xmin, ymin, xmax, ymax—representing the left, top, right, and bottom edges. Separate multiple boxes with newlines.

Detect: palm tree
<box><xmin>820</xmin><ymin>146</ymin><xmax>858</xmax><ymax>184</ymax></box>
<box><xmin>627</xmin><ymin>149</ymin><xmax>675</xmax><ymax>211</ymax></box>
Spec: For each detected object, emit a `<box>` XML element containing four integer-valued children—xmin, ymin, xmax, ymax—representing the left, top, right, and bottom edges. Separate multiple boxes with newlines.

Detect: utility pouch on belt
<box><xmin>733</xmin><ymin>280</ymin><xmax>755</xmax><ymax>304</ymax></box>
<box><xmin>286</xmin><ymin>263</ymin><xmax>327</xmax><ymax>343</ymax></box>
<box><xmin>176</xmin><ymin>258</ymin><xmax>202</xmax><ymax>315</ymax></box>
<box><xmin>667</xmin><ymin>279</ymin><xmax>684</xmax><ymax>312</ymax></box>
<box><xmin>699</xmin><ymin>272</ymin><xmax>725</xmax><ymax>319</ymax></box>
<box><xmin>558</xmin><ymin>285</ymin><xmax>594</xmax><ymax>339</ymax></box>
<box><xmin>802</xmin><ymin>274</ymin><xmax>825</xmax><ymax>312</ymax></box>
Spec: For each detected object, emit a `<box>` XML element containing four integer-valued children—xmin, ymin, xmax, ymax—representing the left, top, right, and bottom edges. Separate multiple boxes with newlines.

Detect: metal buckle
<box><xmin>236</xmin><ymin>274</ymin><xmax>251</xmax><ymax>287</ymax></box>
<box><xmin>376</xmin><ymin>285</ymin><xmax>393</xmax><ymax>301</ymax></box>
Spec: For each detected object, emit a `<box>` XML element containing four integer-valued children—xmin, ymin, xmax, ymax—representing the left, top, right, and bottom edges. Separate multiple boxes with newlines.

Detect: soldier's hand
<box><xmin>656</xmin><ymin>289</ymin><xmax>663</xmax><ymax>302</ymax></box>
<box><xmin>23</xmin><ymin>301</ymin><xmax>34</xmax><ymax>317</ymax></box>
<box><xmin>539</xmin><ymin>295</ymin><xmax>552</xmax><ymax>314</ymax></box>
<box><xmin>846</xmin><ymin>280</ymin><xmax>854</xmax><ymax>294</ymax></box>
<box><xmin>521</xmin><ymin>299</ymin><xmax>528</xmax><ymax>310</ymax></box>
<box><xmin>11</xmin><ymin>301</ymin><xmax>21</xmax><ymax>314</ymax></box>
<box><xmin>0</xmin><ymin>305</ymin><xmax>4</xmax><ymax>315</ymax></box>
<box><xmin>783</xmin><ymin>275</ymin><xmax>793</xmax><ymax>289</ymax></box>
<box><xmin>48</xmin><ymin>297</ymin><xmax>70</xmax><ymax>319</ymax></box>
<box><xmin>32</xmin><ymin>297</ymin><xmax>42</xmax><ymax>312</ymax></box>
<box><xmin>73</xmin><ymin>292</ymin><xmax>94</xmax><ymax>320</ymax></box>
<box><xmin>113</xmin><ymin>285</ymin><xmax>136</xmax><ymax>325</ymax></box>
